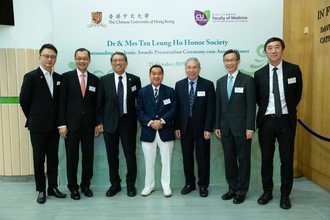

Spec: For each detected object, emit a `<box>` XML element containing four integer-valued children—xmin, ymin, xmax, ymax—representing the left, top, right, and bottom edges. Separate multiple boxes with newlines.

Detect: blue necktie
<box><xmin>154</xmin><ymin>88</ymin><xmax>159</xmax><ymax>103</ymax></box>
<box><xmin>227</xmin><ymin>75</ymin><xmax>234</xmax><ymax>99</ymax></box>
<box><xmin>273</xmin><ymin>67</ymin><xmax>282</xmax><ymax>117</ymax></box>
<box><xmin>118</xmin><ymin>76</ymin><xmax>124</xmax><ymax>117</ymax></box>
<box><xmin>189</xmin><ymin>81</ymin><xmax>194</xmax><ymax>118</ymax></box>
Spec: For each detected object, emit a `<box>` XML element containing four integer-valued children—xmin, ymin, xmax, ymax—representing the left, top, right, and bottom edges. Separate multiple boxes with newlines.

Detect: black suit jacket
<box><xmin>20</xmin><ymin>67</ymin><xmax>61</xmax><ymax>132</ymax></box>
<box><xmin>254</xmin><ymin>60</ymin><xmax>303</xmax><ymax>128</ymax></box>
<box><xmin>137</xmin><ymin>84</ymin><xmax>176</xmax><ymax>142</ymax></box>
<box><xmin>97</xmin><ymin>72</ymin><xmax>141</xmax><ymax>133</ymax></box>
<box><xmin>174</xmin><ymin>76</ymin><xmax>215</xmax><ymax>136</ymax></box>
<box><xmin>215</xmin><ymin>71</ymin><xmax>256</xmax><ymax>136</ymax></box>
<box><xmin>58</xmin><ymin>70</ymin><xmax>99</xmax><ymax>132</ymax></box>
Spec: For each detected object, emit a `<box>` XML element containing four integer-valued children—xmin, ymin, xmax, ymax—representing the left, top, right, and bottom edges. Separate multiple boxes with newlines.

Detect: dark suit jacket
<box><xmin>19</xmin><ymin>67</ymin><xmax>61</xmax><ymax>132</ymax></box>
<box><xmin>137</xmin><ymin>84</ymin><xmax>176</xmax><ymax>142</ymax></box>
<box><xmin>174</xmin><ymin>76</ymin><xmax>215</xmax><ymax>136</ymax></box>
<box><xmin>97</xmin><ymin>72</ymin><xmax>141</xmax><ymax>133</ymax></box>
<box><xmin>254</xmin><ymin>60</ymin><xmax>303</xmax><ymax>128</ymax></box>
<box><xmin>215</xmin><ymin>71</ymin><xmax>256</xmax><ymax>136</ymax></box>
<box><xmin>58</xmin><ymin>70</ymin><xmax>99</xmax><ymax>132</ymax></box>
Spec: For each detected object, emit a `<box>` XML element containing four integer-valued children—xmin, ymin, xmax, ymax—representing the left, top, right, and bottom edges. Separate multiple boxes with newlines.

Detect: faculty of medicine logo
<box><xmin>87</xmin><ymin>11</ymin><xmax>107</xmax><ymax>28</ymax></box>
<box><xmin>194</xmin><ymin>10</ymin><xmax>210</xmax><ymax>26</ymax></box>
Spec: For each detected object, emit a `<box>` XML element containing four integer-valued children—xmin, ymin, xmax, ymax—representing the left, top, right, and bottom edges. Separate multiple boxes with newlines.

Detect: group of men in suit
<box><xmin>19</xmin><ymin>37</ymin><xmax>302</xmax><ymax>210</ymax></box>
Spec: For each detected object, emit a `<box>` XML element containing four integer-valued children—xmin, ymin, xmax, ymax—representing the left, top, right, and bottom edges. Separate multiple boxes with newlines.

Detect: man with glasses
<box><xmin>58</xmin><ymin>48</ymin><xmax>99</xmax><ymax>200</ymax></box>
<box><xmin>215</xmin><ymin>49</ymin><xmax>256</xmax><ymax>204</ymax></box>
<box><xmin>20</xmin><ymin>44</ymin><xmax>66</xmax><ymax>204</ymax></box>
<box><xmin>96</xmin><ymin>52</ymin><xmax>141</xmax><ymax>197</ymax></box>
<box><xmin>174</xmin><ymin>57</ymin><xmax>215</xmax><ymax>197</ymax></box>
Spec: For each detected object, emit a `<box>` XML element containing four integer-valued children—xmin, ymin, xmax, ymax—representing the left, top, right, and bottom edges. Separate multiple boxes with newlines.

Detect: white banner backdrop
<box><xmin>52</xmin><ymin>0</ymin><xmax>283</xmax><ymax>86</ymax></box>
<box><xmin>52</xmin><ymin>0</ymin><xmax>283</xmax><ymax>186</ymax></box>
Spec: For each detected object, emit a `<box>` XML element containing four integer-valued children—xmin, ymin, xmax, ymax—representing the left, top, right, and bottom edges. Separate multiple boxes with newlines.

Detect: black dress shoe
<box><xmin>106</xmin><ymin>185</ymin><xmax>122</xmax><ymax>197</ymax></box>
<box><xmin>127</xmin><ymin>185</ymin><xmax>137</xmax><ymax>197</ymax></box>
<box><xmin>221</xmin><ymin>192</ymin><xmax>236</xmax><ymax>200</ymax></box>
<box><xmin>37</xmin><ymin>191</ymin><xmax>46</xmax><ymax>204</ymax></box>
<box><xmin>199</xmin><ymin>187</ymin><xmax>208</xmax><ymax>197</ymax></box>
<box><xmin>257</xmin><ymin>192</ymin><xmax>273</xmax><ymax>205</ymax></box>
<box><xmin>233</xmin><ymin>195</ymin><xmax>246</xmax><ymax>204</ymax></box>
<box><xmin>81</xmin><ymin>187</ymin><xmax>93</xmax><ymax>197</ymax></box>
<box><xmin>280</xmin><ymin>195</ymin><xmax>292</xmax><ymax>209</ymax></box>
<box><xmin>48</xmin><ymin>188</ymin><xmax>66</xmax><ymax>198</ymax></box>
<box><xmin>71</xmin><ymin>190</ymin><xmax>81</xmax><ymax>200</ymax></box>
<box><xmin>181</xmin><ymin>185</ymin><xmax>196</xmax><ymax>195</ymax></box>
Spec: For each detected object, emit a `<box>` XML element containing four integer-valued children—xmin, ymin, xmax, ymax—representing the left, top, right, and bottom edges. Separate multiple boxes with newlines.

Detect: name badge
<box><xmin>56</xmin><ymin>81</ymin><xmax>61</xmax><ymax>86</ymax></box>
<box><xmin>234</xmin><ymin>87</ymin><xmax>244</xmax><ymax>93</ymax></box>
<box><xmin>131</xmin><ymin>85</ymin><xmax>137</xmax><ymax>92</ymax></box>
<box><xmin>163</xmin><ymin>98</ymin><xmax>171</xmax><ymax>105</ymax></box>
<box><xmin>288</xmin><ymin>77</ymin><xmax>296</xmax><ymax>84</ymax></box>
<box><xmin>197</xmin><ymin>91</ymin><xmax>205</xmax><ymax>97</ymax></box>
<box><xmin>89</xmin><ymin>86</ymin><xmax>96</xmax><ymax>92</ymax></box>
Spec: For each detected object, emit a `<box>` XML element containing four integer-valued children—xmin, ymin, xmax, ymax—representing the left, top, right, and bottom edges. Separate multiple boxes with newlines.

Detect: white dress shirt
<box><xmin>265</xmin><ymin>61</ymin><xmax>289</xmax><ymax>115</ymax></box>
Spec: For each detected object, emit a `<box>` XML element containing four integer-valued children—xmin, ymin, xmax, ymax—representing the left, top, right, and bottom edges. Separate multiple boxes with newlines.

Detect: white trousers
<box><xmin>142</xmin><ymin>131</ymin><xmax>174</xmax><ymax>189</ymax></box>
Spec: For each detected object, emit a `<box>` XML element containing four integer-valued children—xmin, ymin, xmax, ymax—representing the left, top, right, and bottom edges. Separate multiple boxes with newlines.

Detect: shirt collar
<box><xmin>40</xmin><ymin>66</ymin><xmax>53</xmax><ymax>76</ymax></box>
<box><xmin>115</xmin><ymin>72</ymin><xmax>126</xmax><ymax>79</ymax></box>
<box><xmin>188</xmin><ymin>76</ymin><xmax>198</xmax><ymax>84</ymax></box>
<box><xmin>77</xmin><ymin>69</ymin><xmax>87</xmax><ymax>77</ymax></box>
<box><xmin>152</xmin><ymin>84</ymin><xmax>160</xmax><ymax>90</ymax></box>
<box><xmin>227</xmin><ymin>69</ymin><xmax>239</xmax><ymax>79</ymax></box>
<box><xmin>269</xmin><ymin>60</ymin><xmax>283</xmax><ymax>71</ymax></box>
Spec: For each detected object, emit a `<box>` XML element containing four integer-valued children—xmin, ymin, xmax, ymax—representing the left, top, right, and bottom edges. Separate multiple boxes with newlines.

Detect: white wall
<box><xmin>0</xmin><ymin>0</ymin><xmax>53</xmax><ymax>49</ymax></box>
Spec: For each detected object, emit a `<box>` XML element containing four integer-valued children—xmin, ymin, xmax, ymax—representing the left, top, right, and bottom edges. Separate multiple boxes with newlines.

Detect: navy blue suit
<box><xmin>137</xmin><ymin>84</ymin><xmax>176</xmax><ymax>142</ymax></box>
<box><xmin>175</xmin><ymin>76</ymin><xmax>215</xmax><ymax>187</ymax></box>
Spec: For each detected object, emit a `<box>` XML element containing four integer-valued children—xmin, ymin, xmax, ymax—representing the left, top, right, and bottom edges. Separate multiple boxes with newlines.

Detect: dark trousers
<box><xmin>103</xmin><ymin>115</ymin><xmax>137</xmax><ymax>187</ymax></box>
<box><xmin>181</xmin><ymin>119</ymin><xmax>210</xmax><ymax>188</ymax></box>
<box><xmin>65</xmin><ymin>123</ymin><xmax>94</xmax><ymax>191</ymax></box>
<box><xmin>221</xmin><ymin>131</ymin><xmax>251</xmax><ymax>196</ymax></box>
<box><xmin>30</xmin><ymin>130</ymin><xmax>59</xmax><ymax>191</ymax></box>
<box><xmin>258</xmin><ymin>115</ymin><xmax>295</xmax><ymax>196</ymax></box>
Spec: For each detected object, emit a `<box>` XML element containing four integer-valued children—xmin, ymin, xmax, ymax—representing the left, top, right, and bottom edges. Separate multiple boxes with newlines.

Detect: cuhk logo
<box><xmin>87</xmin><ymin>11</ymin><xmax>106</xmax><ymax>27</ymax></box>
<box><xmin>194</xmin><ymin>10</ymin><xmax>210</xmax><ymax>26</ymax></box>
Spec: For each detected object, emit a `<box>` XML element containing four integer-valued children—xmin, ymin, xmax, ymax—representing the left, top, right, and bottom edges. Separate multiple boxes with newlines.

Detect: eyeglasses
<box><xmin>224</xmin><ymin>59</ymin><xmax>238</xmax><ymax>63</ymax></box>
<box><xmin>40</xmin><ymin>54</ymin><xmax>57</xmax><ymax>60</ymax></box>
<box><xmin>111</xmin><ymin>59</ymin><xmax>126</xmax><ymax>63</ymax></box>
<box><xmin>185</xmin><ymin>66</ymin><xmax>200</xmax><ymax>71</ymax></box>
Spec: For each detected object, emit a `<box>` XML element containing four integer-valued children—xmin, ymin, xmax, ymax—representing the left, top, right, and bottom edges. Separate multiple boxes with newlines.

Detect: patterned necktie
<box><xmin>118</xmin><ymin>76</ymin><xmax>124</xmax><ymax>117</ymax></box>
<box><xmin>80</xmin><ymin>73</ymin><xmax>86</xmax><ymax>97</ymax></box>
<box><xmin>154</xmin><ymin>88</ymin><xmax>159</xmax><ymax>103</ymax></box>
<box><xmin>189</xmin><ymin>81</ymin><xmax>195</xmax><ymax>118</ymax></box>
<box><xmin>227</xmin><ymin>75</ymin><xmax>234</xmax><ymax>99</ymax></box>
<box><xmin>273</xmin><ymin>67</ymin><xmax>282</xmax><ymax>117</ymax></box>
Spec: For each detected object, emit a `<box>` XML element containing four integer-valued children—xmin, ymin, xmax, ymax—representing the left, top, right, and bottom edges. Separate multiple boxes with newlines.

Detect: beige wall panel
<box><xmin>0</xmin><ymin>49</ymin><xmax>12</xmax><ymax>175</ymax></box>
<box><xmin>0</xmin><ymin>48</ymin><xmax>6</xmax><ymax>174</ymax></box>
<box><xmin>6</xmin><ymin>49</ymin><xmax>21</xmax><ymax>175</ymax></box>
<box><xmin>26</xmin><ymin>49</ymin><xmax>37</xmax><ymax>73</ymax></box>
<box><xmin>16</xmin><ymin>49</ymin><xmax>32</xmax><ymax>175</ymax></box>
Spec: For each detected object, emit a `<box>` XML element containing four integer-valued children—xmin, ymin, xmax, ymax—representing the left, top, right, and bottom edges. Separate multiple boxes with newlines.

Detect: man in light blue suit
<box><xmin>136</xmin><ymin>64</ymin><xmax>176</xmax><ymax>197</ymax></box>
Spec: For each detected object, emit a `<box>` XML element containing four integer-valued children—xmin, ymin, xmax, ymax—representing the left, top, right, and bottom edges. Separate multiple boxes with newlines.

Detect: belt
<box><xmin>265</xmin><ymin>114</ymin><xmax>288</xmax><ymax>118</ymax></box>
